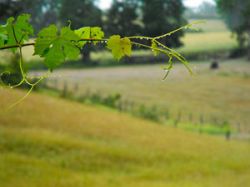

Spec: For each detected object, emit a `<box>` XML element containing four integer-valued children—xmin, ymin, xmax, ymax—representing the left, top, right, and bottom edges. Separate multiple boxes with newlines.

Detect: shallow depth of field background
<box><xmin>0</xmin><ymin>0</ymin><xmax>250</xmax><ymax>187</ymax></box>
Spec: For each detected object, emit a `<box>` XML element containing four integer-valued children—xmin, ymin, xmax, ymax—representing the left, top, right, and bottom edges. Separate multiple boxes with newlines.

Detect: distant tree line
<box><xmin>185</xmin><ymin>1</ymin><xmax>220</xmax><ymax>19</ymax></box>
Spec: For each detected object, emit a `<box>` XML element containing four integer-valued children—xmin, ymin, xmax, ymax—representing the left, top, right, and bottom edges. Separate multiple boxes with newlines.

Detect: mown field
<box><xmin>188</xmin><ymin>19</ymin><xmax>229</xmax><ymax>33</ymax></box>
<box><xmin>0</xmin><ymin>89</ymin><xmax>250</xmax><ymax>187</ymax></box>
<box><xmin>179</xmin><ymin>19</ymin><xmax>237</xmax><ymax>54</ymax></box>
<box><xmin>42</xmin><ymin>59</ymin><xmax>250</xmax><ymax>134</ymax></box>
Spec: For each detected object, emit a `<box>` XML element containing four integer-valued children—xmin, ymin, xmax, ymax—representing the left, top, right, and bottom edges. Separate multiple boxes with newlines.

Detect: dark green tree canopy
<box><xmin>141</xmin><ymin>0</ymin><xmax>186</xmax><ymax>47</ymax></box>
<box><xmin>60</xmin><ymin>0</ymin><xmax>102</xmax><ymax>29</ymax></box>
<box><xmin>105</xmin><ymin>0</ymin><xmax>186</xmax><ymax>47</ymax></box>
<box><xmin>104</xmin><ymin>0</ymin><xmax>142</xmax><ymax>37</ymax></box>
<box><xmin>0</xmin><ymin>0</ymin><xmax>22</xmax><ymax>19</ymax></box>
<box><xmin>217</xmin><ymin>0</ymin><xmax>250</xmax><ymax>32</ymax></box>
<box><xmin>0</xmin><ymin>0</ymin><xmax>60</xmax><ymax>30</ymax></box>
<box><xmin>217</xmin><ymin>0</ymin><xmax>250</xmax><ymax>58</ymax></box>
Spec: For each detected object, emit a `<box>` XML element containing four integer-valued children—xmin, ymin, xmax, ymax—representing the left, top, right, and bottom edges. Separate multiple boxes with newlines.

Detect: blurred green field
<box><xmin>179</xmin><ymin>31</ymin><xmax>237</xmax><ymax>54</ymax></box>
<box><xmin>43</xmin><ymin>59</ymin><xmax>250</xmax><ymax>133</ymax></box>
<box><xmin>179</xmin><ymin>19</ymin><xmax>237</xmax><ymax>54</ymax></box>
<box><xmin>189</xmin><ymin>19</ymin><xmax>229</xmax><ymax>33</ymax></box>
<box><xmin>0</xmin><ymin>89</ymin><xmax>250</xmax><ymax>187</ymax></box>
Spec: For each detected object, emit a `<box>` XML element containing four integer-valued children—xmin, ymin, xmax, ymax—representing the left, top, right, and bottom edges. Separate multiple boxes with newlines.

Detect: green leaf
<box><xmin>91</xmin><ymin>27</ymin><xmax>104</xmax><ymax>44</ymax></box>
<box><xmin>43</xmin><ymin>40</ymin><xmax>65</xmax><ymax>69</ymax></box>
<box><xmin>35</xmin><ymin>25</ymin><xmax>80</xmax><ymax>69</ymax></box>
<box><xmin>34</xmin><ymin>25</ymin><xmax>58</xmax><ymax>56</ymax></box>
<box><xmin>74</xmin><ymin>26</ymin><xmax>104</xmax><ymax>47</ymax></box>
<box><xmin>4</xmin><ymin>17</ymin><xmax>15</xmax><ymax>48</ymax></box>
<box><xmin>74</xmin><ymin>27</ymin><xmax>90</xmax><ymax>47</ymax></box>
<box><xmin>0</xmin><ymin>37</ymin><xmax>4</xmax><ymax>47</ymax></box>
<box><xmin>6</xmin><ymin>14</ymin><xmax>34</xmax><ymax>47</ymax></box>
<box><xmin>61</xmin><ymin>26</ymin><xmax>80</xmax><ymax>41</ymax></box>
<box><xmin>15</xmin><ymin>14</ymin><xmax>34</xmax><ymax>39</ymax></box>
<box><xmin>107</xmin><ymin>35</ymin><xmax>132</xmax><ymax>60</ymax></box>
<box><xmin>0</xmin><ymin>26</ymin><xmax>7</xmax><ymax>47</ymax></box>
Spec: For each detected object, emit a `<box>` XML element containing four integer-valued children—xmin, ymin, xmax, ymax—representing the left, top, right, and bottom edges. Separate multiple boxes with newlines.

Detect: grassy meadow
<box><xmin>179</xmin><ymin>19</ymin><xmax>237</xmax><ymax>54</ymax></box>
<box><xmin>179</xmin><ymin>31</ymin><xmax>237</xmax><ymax>54</ymax></box>
<box><xmin>0</xmin><ymin>89</ymin><xmax>250</xmax><ymax>187</ymax></box>
<box><xmin>41</xmin><ymin>58</ymin><xmax>250</xmax><ymax>134</ymax></box>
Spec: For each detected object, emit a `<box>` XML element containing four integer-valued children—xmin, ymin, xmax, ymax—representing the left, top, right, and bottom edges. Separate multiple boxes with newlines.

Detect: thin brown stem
<box><xmin>0</xmin><ymin>38</ymin><xmax>108</xmax><ymax>51</ymax></box>
<box><xmin>0</xmin><ymin>43</ymin><xmax>35</xmax><ymax>50</ymax></box>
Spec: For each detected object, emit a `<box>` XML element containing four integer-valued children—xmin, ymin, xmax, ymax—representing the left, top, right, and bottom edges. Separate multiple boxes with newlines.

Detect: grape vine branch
<box><xmin>0</xmin><ymin>14</ymin><xmax>202</xmax><ymax>108</ymax></box>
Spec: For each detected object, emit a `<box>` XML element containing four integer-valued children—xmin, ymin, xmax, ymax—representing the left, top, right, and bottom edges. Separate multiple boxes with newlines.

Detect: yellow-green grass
<box><xmin>45</xmin><ymin>59</ymin><xmax>250</xmax><ymax>131</ymax></box>
<box><xmin>189</xmin><ymin>19</ymin><xmax>229</xmax><ymax>33</ymax></box>
<box><xmin>179</xmin><ymin>31</ymin><xmax>237</xmax><ymax>54</ymax></box>
<box><xmin>180</xmin><ymin>19</ymin><xmax>236</xmax><ymax>55</ymax></box>
<box><xmin>0</xmin><ymin>89</ymin><xmax>250</xmax><ymax>187</ymax></box>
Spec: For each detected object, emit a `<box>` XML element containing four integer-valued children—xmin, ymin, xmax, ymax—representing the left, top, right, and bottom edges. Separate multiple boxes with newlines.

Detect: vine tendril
<box><xmin>0</xmin><ymin>14</ymin><xmax>202</xmax><ymax>108</ymax></box>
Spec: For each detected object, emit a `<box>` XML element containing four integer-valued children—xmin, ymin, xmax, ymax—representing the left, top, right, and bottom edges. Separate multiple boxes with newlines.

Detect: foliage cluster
<box><xmin>0</xmin><ymin>0</ymin><xmax>187</xmax><ymax>61</ymax></box>
<box><xmin>0</xmin><ymin>14</ymin><xmax>195</xmax><ymax>107</ymax></box>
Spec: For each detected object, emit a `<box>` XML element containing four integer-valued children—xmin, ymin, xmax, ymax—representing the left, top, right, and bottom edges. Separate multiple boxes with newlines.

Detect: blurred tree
<box><xmin>0</xmin><ymin>0</ymin><xmax>23</xmax><ymax>20</ymax></box>
<box><xmin>0</xmin><ymin>0</ymin><xmax>61</xmax><ymax>30</ymax></box>
<box><xmin>141</xmin><ymin>0</ymin><xmax>186</xmax><ymax>47</ymax></box>
<box><xmin>198</xmin><ymin>2</ymin><xmax>219</xmax><ymax>19</ymax></box>
<box><xmin>217</xmin><ymin>0</ymin><xmax>250</xmax><ymax>59</ymax></box>
<box><xmin>60</xmin><ymin>0</ymin><xmax>102</xmax><ymax>61</ymax></box>
<box><xmin>104</xmin><ymin>0</ymin><xmax>142</xmax><ymax>37</ymax></box>
<box><xmin>28</xmin><ymin>0</ymin><xmax>61</xmax><ymax>30</ymax></box>
<box><xmin>185</xmin><ymin>1</ymin><xmax>219</xmax><ymax>19</ymax></box>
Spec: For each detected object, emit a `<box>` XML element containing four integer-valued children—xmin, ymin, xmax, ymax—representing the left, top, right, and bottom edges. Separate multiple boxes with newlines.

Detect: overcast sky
<box><xmin>98</xmin><ymin>0</ymin><xmax>215</xmax><ymax>10</ymax></box>
<box><xmin>184</xmin><ymin>0</ymin><xmax>215</xmax><ymax>8</ymax></box>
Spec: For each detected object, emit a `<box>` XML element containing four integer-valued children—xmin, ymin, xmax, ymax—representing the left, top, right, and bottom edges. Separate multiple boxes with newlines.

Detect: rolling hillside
<box><xmin>0</xmin><ymin>89</ymin><xmax>249</xmax><ymax>187</ymax></box>
<box><xmin>42</xmin><ymin>59</ymin><xmax>250</xmax><ymax>132</ymax></box>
